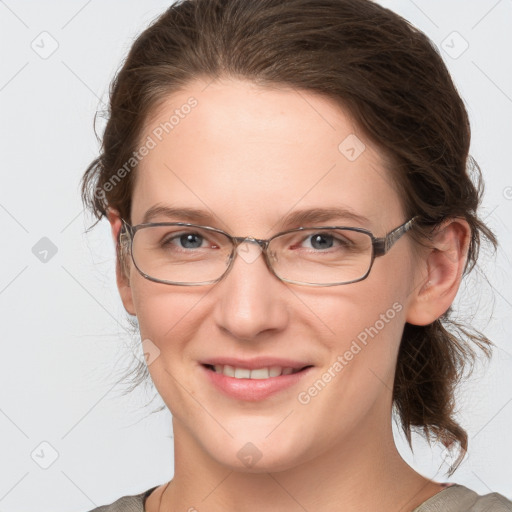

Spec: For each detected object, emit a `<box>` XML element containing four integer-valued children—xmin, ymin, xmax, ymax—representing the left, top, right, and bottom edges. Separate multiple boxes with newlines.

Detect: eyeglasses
<box><xmin>119</xmin><ymin>217</ymin><xmax>417</xmax><ymax>287</ymax></box>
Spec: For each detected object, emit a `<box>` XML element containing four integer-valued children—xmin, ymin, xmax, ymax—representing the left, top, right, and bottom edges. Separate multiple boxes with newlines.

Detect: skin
<box><xmin>107</xmin><ymin>78</ymin><xmax>470</xmax><ymax>512</ymax></box>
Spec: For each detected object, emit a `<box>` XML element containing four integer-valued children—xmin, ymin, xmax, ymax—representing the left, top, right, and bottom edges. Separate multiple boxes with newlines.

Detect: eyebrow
<box><xmin>142</xmin><ymin>205</ymin><xmax>217</xmax><ymax>225</ymax></box>
<box><xmin>141</xmin><ymin>204</ymin><xmax>370</xmax><ymax>229</ymax></box>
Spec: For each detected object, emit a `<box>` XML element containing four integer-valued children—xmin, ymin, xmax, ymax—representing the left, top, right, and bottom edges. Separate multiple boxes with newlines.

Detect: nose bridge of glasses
<box><xmin>231</xmin><ymin>235</ymin><xmax>268</xmax><ymax>246</ymax></box>
<box><xmin>232</xmin><ymin>236</ymin><xmax>269</xmax><ymax>265</ymax></box>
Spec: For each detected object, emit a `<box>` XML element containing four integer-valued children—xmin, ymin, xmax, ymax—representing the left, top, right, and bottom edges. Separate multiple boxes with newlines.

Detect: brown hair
<box><xmin>82</xmin><ymin>0</ymin><xmax>497</xmax><ymax>475</ymax></box>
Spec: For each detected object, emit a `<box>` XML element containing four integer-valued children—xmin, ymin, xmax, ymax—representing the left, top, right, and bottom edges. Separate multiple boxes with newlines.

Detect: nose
<box><xmin>212</xmin><ymin>240</ymin><xmax>289</xmax><ymax>340</ymax></box>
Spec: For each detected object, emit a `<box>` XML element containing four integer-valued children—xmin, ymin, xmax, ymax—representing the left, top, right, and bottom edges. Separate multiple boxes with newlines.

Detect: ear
<box><xmin>107</xmin><ymin>208</ymin><xmax>136</xmax><ymax>316</ymax></box>
<box><xmin>406</xmin><ymin>218</ymin><xmax>470</xmax><ymax>326</ymax></box>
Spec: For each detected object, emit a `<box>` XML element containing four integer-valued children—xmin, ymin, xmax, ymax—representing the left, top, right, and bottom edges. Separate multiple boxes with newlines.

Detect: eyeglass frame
<box><xmin>119</xmin><ymin>216</ymin><xmax>418</xmax><ymax>287</ymax></box>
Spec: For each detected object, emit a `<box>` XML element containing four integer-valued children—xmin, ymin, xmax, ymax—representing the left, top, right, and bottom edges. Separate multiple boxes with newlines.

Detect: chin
<box><xmin>203</xmin><ymin>433</ymin><xmax>311</xmax><ymax>474</ymax></box>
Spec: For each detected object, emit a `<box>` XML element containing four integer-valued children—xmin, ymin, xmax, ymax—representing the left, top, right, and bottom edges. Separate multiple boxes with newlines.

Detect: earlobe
<box><xmin>107</xmin><ymin>208</ymin><xmax>136</xmax><ymax>316</ymax></box>
<box><xmin>405</xmin><ymin>218</ymin><xmax>470</xmax><ymax>326</ymax></box>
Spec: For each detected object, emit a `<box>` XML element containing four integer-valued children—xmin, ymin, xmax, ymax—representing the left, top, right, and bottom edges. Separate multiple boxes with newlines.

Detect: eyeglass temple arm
<box><xmin>373</xmin><ymin>217</ymin><xmax>417</xmax><ymax>257</ymax></box>
<box><xmin>119</xmin><ymin>219</ymin><xmax>134</xmax><ymax>246</ymax></box>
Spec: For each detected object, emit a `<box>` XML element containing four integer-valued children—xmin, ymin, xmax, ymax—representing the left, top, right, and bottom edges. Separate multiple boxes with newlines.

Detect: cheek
<box><xmin>343</xmin><ymin>262</ymin><xmax>413</xmax><ymax>384</ymax></box>
<box><xmin>129</xmin><ymin>279</ymin><xmax>211</xmax><ymax>412</ymax></box>
<box><xmin>130</xmin><ymin>278</ymin><xmax>206</xmax><ymax>351</ymax></box>
<box><xmin>297</xmin><ymin>263</ymin><xmax>410</xmax><ymax>383</ymax></box>
<box><xmin>289</xmin><ymin>287</ymin><xmax>406</xmax><ymax>457</ymax></box>
<box><xmin>298</xmin><ymin>267</ymin><xmax>407</xmax><ymax>344</ymax></box>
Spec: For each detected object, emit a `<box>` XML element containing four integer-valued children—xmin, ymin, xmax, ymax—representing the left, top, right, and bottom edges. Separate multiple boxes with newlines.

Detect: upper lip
<box><xmin>200</xmin><ymin>357</ymin><xmax>313</xmax><ymax>370</ymax></box>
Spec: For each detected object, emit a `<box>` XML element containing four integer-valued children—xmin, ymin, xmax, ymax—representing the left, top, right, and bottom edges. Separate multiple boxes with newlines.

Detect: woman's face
<box><xmin>117</xmin><ymin>78</ymin><xmax>422</xmax><ymax>472</ymax></box>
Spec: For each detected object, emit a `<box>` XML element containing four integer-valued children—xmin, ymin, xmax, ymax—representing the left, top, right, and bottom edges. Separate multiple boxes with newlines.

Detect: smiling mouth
<box><xmin>202</xmin><ymin>363</ymin><xmax>313</xmax><ymax>379</ymax></box>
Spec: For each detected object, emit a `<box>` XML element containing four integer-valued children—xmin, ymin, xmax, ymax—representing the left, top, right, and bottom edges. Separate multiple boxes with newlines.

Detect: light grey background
<box><xmin>0</xmin><ymin>1</ymin><xmax>511</xmax><ymax>510</ymax></box>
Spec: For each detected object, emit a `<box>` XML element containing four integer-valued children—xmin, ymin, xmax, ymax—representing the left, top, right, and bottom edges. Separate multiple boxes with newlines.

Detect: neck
<box><xmin>156</xmin><ymin>412</ymin><xmax>443</xmax><ymax>512</ymax></box>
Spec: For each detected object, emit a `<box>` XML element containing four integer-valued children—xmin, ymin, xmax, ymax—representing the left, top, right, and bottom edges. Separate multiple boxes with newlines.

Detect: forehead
<box><xmin>132</xmin><ymin>78</ymin><xmax>403</xmax><ymax>234</ymax></box>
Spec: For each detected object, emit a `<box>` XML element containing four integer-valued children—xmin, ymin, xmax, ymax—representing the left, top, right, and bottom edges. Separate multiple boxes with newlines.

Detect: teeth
<box><xmin>211</xmin><ymin>364</ymin><xmax>300</xmax><ymax>379</ymax></box>
<box><xmin>234</xmin><ymin>367</ymin><xmax>251</xmax><ymax>379</ymax></box>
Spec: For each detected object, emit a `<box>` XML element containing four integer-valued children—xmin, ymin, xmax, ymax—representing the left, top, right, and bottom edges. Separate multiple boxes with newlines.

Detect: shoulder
<box><xmin>414</xmin><ymin>484</ymin><xmax>512</xmax><ymax>512</ymax></box>
<box><xmin>85</xmin><ymin>486</ymin><xmax>158</xmax><ymax>512</ymax></box>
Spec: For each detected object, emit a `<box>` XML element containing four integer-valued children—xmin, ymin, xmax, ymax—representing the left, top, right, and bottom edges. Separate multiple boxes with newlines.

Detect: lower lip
<box><xmin>201</xmin><ymin>365</ymin><xmax>313</xmax><ymax>401</ymax></box>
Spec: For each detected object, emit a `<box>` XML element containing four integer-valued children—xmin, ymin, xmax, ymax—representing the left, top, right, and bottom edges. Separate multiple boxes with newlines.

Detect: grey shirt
<box><xmin>89</xmin><ymin>484</ymin><xmax>512</xmax><ymax>511</ymax></box>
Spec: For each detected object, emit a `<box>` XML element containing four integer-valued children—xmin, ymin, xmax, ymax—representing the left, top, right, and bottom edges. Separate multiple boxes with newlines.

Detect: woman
<box><xmin>82</xmin><ymin>0</ymin><xmax>512</xmax><ymax>510</ymax></box>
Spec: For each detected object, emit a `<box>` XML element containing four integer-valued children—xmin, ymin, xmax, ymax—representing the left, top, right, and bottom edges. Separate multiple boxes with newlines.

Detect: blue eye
<box><xmin>308</xmin><ymin>233</ymin><xmax>335</xmax><ymax>250</ymax></box>
<box><xmin>177</xmin><ymin>233</ymin><xmax>204</xmax><ymax>249</ymax></box>
<box><xmin>159</xmin><ymin>229</ymin><xmax>224</xmax><ymax>252</ymax></box>
<box><xmin>300</xmin><ymin>231</ymin><xmax>351</xmax><ymax>251</ymax></box>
